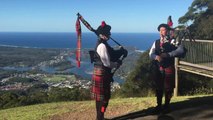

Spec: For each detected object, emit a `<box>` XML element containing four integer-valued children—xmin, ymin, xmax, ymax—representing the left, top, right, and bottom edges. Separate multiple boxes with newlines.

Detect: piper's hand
<box><xmin>119</xmin><ymin>46</ymin><xmax>123</xmax><ymax>50</ymax></box>
<box><xmin>112</xmin><ymin>60</ymin><xmax>122</xmax><ymax>68</ymax></box>
<box><xmin>99</xmin><ymin>34</ymin><xmax>109</xmax><ymax>40</ymax></box>
<box><xmin>117</xmin><ymin>60</ymin><xmax>122</xmax><ymax>66</ymax></box>
<box><xmin>123</xmin><ymin>49</ymin><xmax>128</xmax><ymax>58</ymax></box>
<box><xmin>110</xmin><ymin>73</ymin><xmax>114</xmax><ymax>82</ymax></box>
<box><xmin>110</xmin><ymin>61</ymin><xmax>121</xmax><ymax>69</ymax></box>
<box><xmin>155</xmin><ymin>55</ymin><xmax>162</xmax><ymax>62</ymax></box>
<box><xmin>119</xmin><ymin>47</ymin><xmax>128</xmax><ymax>58</ymax></box>
<box><xmin>160</xmin><ymin>53</ymin><xmax>170</xmax><ymax>59</ymax></box>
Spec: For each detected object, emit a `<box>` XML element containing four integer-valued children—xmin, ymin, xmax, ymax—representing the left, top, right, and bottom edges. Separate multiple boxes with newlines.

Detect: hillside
<box><xmin>0</xmin><ymin>94</ymin><xmax>213</xmax><ymax>120</ymax></box>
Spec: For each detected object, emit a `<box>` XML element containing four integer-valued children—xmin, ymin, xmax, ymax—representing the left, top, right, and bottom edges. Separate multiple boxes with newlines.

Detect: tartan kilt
<box><xmin>154</xmin><ymin>65</ymin><xmax>175</xmax><ymax>90</ymax></box>
<box><xmin>91</xmin><ymin>65</ymin><xmax>112</xmax><ymax>101</ymax></box>
<box><xmin>163</xmin><ymin>66</ymin><xmax>175</xmax><ymax>90</ymax></box>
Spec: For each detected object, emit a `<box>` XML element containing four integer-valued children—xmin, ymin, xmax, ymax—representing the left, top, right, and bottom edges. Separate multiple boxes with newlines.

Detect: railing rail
<box><xmin>174</xmin><ymin>39</ymin><xmax>213</xmax><ymax>96</ymax></box>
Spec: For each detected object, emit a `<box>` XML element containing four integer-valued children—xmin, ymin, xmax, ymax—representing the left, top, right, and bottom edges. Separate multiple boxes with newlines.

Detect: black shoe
<box><xmin>162</xmin><ymin>104</ymin><xmax>171</xmax><ymax>114</ymax></box>
<box><xmin>152</xmin><ymin>105</ymin><xmax>162</xmax><ymax>114</ymax></box>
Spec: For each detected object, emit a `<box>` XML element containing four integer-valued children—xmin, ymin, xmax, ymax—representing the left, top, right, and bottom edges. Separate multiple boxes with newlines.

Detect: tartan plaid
<box><xmin>75</xmin><ymin>17</ymin><xmax>81</xmax><ymax>67</ymax></box>
<box><xmin>154</xmin><ymin>65</ymin><xmax>175</xmax><ymax>90</ymax></box>
<box><xmin>91</xmin><ymin>65</ymin><xmax>111</xmax><ymax>101</ymax></box>
<box><xmin>163</xmin><ymin>66</ymin><xmax>175</xmax><ymax>89</ymax></box>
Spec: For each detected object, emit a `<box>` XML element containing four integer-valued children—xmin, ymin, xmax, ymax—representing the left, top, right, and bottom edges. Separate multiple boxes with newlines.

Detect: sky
<box><xmin>0</xmin><ymin>0</ymin><xmax>194</xmax><ymax>33</ymax></box>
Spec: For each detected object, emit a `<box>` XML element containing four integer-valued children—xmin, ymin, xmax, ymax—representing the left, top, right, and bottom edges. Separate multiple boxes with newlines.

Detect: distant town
<box><xmin>0</xmin><ymin>72</ymin><xmax>121</xmax><ymax>92</ymax></box>
<box><xmin>0</xmin><ymin>46</ymin><xmax>140</xmax><ymax>92</ymax></box>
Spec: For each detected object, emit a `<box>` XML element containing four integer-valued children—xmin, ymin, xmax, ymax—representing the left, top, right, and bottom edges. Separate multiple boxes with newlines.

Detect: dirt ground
<box><xmin>49</xmin><ymin>104</ymin><xmax>137</xmax><ymax>120</ymax></box>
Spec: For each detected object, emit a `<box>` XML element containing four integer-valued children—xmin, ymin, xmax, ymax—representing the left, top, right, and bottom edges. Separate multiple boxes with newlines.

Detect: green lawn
<box><xmin>0</xmin><ymin>101</ymin><xmax>86</xmax><ymax>120</ymax></box>
<box><xmin>42</xmin><ymin>75</ymin><xmax>76</xmax><ymax>83</ymax></box>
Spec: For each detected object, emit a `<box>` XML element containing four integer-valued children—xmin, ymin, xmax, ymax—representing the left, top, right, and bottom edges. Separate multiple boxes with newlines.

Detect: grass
<box><xmin>42</xmin><ymin>75</ymin><xmax>76</xmax><ymax>83</ymax></box>
<box><xmin>0</xmin><ymin>94</ymin><xmax>212</xmax><ymax>120</ymax></box>
<box><xmin>0</xmin><ymin>101</ymin><xmax>86</xmax><ymax>120</ymax></box>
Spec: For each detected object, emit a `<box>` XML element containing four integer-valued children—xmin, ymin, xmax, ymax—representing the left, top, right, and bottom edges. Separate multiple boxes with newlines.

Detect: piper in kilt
<box><xmin>90</xmin><ymin>21</ymin><xmax>121</xmax><ymax>120</ymax></box>
<box><xmin>91</xmin><ymin>65</ymin><xmax>111</xmax><ymax>101</ymax></box>
<box><xmin>149</xmin><ymin>23</ymin><xmax>185</xmax><ymax>114</ymax></box>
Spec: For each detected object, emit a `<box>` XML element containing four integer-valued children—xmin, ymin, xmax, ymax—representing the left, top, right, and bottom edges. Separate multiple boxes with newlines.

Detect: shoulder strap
<box><xmin>89</xmin><ymin>39</ymin><xmax>102</xmax><ymax>64</ymax></box>
<box><xmin>155</xmin><ymin>39</ymin><xmax>160</xmax><ymax>50</ymax></box>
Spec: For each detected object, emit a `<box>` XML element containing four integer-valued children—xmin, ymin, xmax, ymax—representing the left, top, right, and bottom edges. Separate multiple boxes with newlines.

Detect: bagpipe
<box><xmin>166</xmin><ymin>16</ymin><xmax>196</xmax><ymax>58</ymax></box>
<box><xmin>174</xmin><ymin>26</ymin><xmax>195</xmax><ymax>45</ymax></box>
<box><xmin>167</xmin><ymin>15</ymin><xmax>195</xmax><ymax>45</ymax></box>
<box><xmin>76</xmin><ymin>13</ymin><xmax>128</xmax><ymax>73</ymax></box>
<box><xmin>167</xmin><ymin>16</ymin><xmax>195</xmax><ymax>45</ymax></box>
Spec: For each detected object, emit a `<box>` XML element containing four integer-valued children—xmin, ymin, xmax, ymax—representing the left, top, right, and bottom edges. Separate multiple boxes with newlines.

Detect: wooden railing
<box><xmin>174</xmin><ymin>39</ymin><xmax>213</xmax><ymax>96</ymax></box>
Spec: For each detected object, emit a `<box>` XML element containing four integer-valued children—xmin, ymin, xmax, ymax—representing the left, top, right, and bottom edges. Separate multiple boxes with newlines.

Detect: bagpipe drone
<box><xmin>167</xmin><ymin>15</ymin><xmax>195</xmax><ymax>46</ymax></box>
<box><xmin>165</xmin><ymin>15</ymin><xmax>195</xmax><ymax>58</ymax></box>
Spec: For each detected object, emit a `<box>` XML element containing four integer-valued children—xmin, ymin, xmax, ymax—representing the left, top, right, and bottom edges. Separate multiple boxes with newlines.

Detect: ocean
<box><xmin>0</xmin><ymin>32</ymin><xmax>159</xmax><ymax>50</ymax></box>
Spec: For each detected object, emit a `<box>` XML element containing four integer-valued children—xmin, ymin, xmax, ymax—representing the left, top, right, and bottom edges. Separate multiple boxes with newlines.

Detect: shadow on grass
<box><xmin>108</xmin><ymin>95</ymin><xmax>213</xmax><ymax>120</ymax></box>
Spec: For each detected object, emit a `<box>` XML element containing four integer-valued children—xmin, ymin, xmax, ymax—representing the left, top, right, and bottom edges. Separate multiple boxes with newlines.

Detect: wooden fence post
<box><xmin>174</xmin><ymin>58</ymin><xmax>179</xmax><ymax>97</ymax></box>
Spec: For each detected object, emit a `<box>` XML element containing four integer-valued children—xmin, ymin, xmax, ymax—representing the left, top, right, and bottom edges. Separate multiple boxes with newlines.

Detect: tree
<box><xmin>0</xmin><ymin>92</ymin><xmax>19</xmax><ymax>109</ymax></box>
<box><xmin>178</xmin><ymin>0</ymin><xmax>213</xmax><ymax>39</ymax></box>
<box><xmin>119</xmin><ymin>50</ymin><xmax>155</xmax><ymax>97</ymax></box>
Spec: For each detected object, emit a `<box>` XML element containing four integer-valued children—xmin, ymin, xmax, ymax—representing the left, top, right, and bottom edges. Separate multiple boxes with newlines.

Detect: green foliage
<box><xmin>0</xmin><ymin>85</ymin><xmax>91</xmax><ymax>110</ymax></box>
<box><xmin>178</xmin><ymin>0</ymin><xmax>213</xmax><ymax>39</ymax></box>
<box><xmin>47</xmin><ymin>87</ymin><xmax>91</xmax><ymax>102</ymax></box>
<box><xmin>0</xmin><ymin>46</ymin><xmax>61</xmax><ymax>67</ymax></box>
<box><xmin>48</xmin><ymin>87</ymin><xmax>77</xmax><ymax>102</ymax></box>
<box><xmin>6</xmin><ymin>77</ymin><xmax>35</xmax><ymax>84</ymax></box>
<box><xmin>0</xmin><ymin>92</ymin><xmax>19</xmax><ymax>109</ymax></box>
<box><xmin>50</xmin><ymin>60</ymin><xmax>73</xmax><ymax>71</ymax></box>
<box><xmin>179</xmin><ymin>72</ymin><xmax>213</xmax><ymax>95</ymax></box>
<box><xmin>190</xmin><ymin>14</ymin><xmax>213</xmax><ymax>39</ymax></box>
<box><xmin>119</xmin><ymin>50</ymin><xmax>155</xmax><ymax>97</ymax></box>
<box><xmin>179</xmin><ymin>0</ymin><xmax>212</xmax><ymax>24</ymax></box>
<box><xmin>42</xmin><ymin>75</ymin><xmax>76</xmax><ymax>83</ymax></box>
